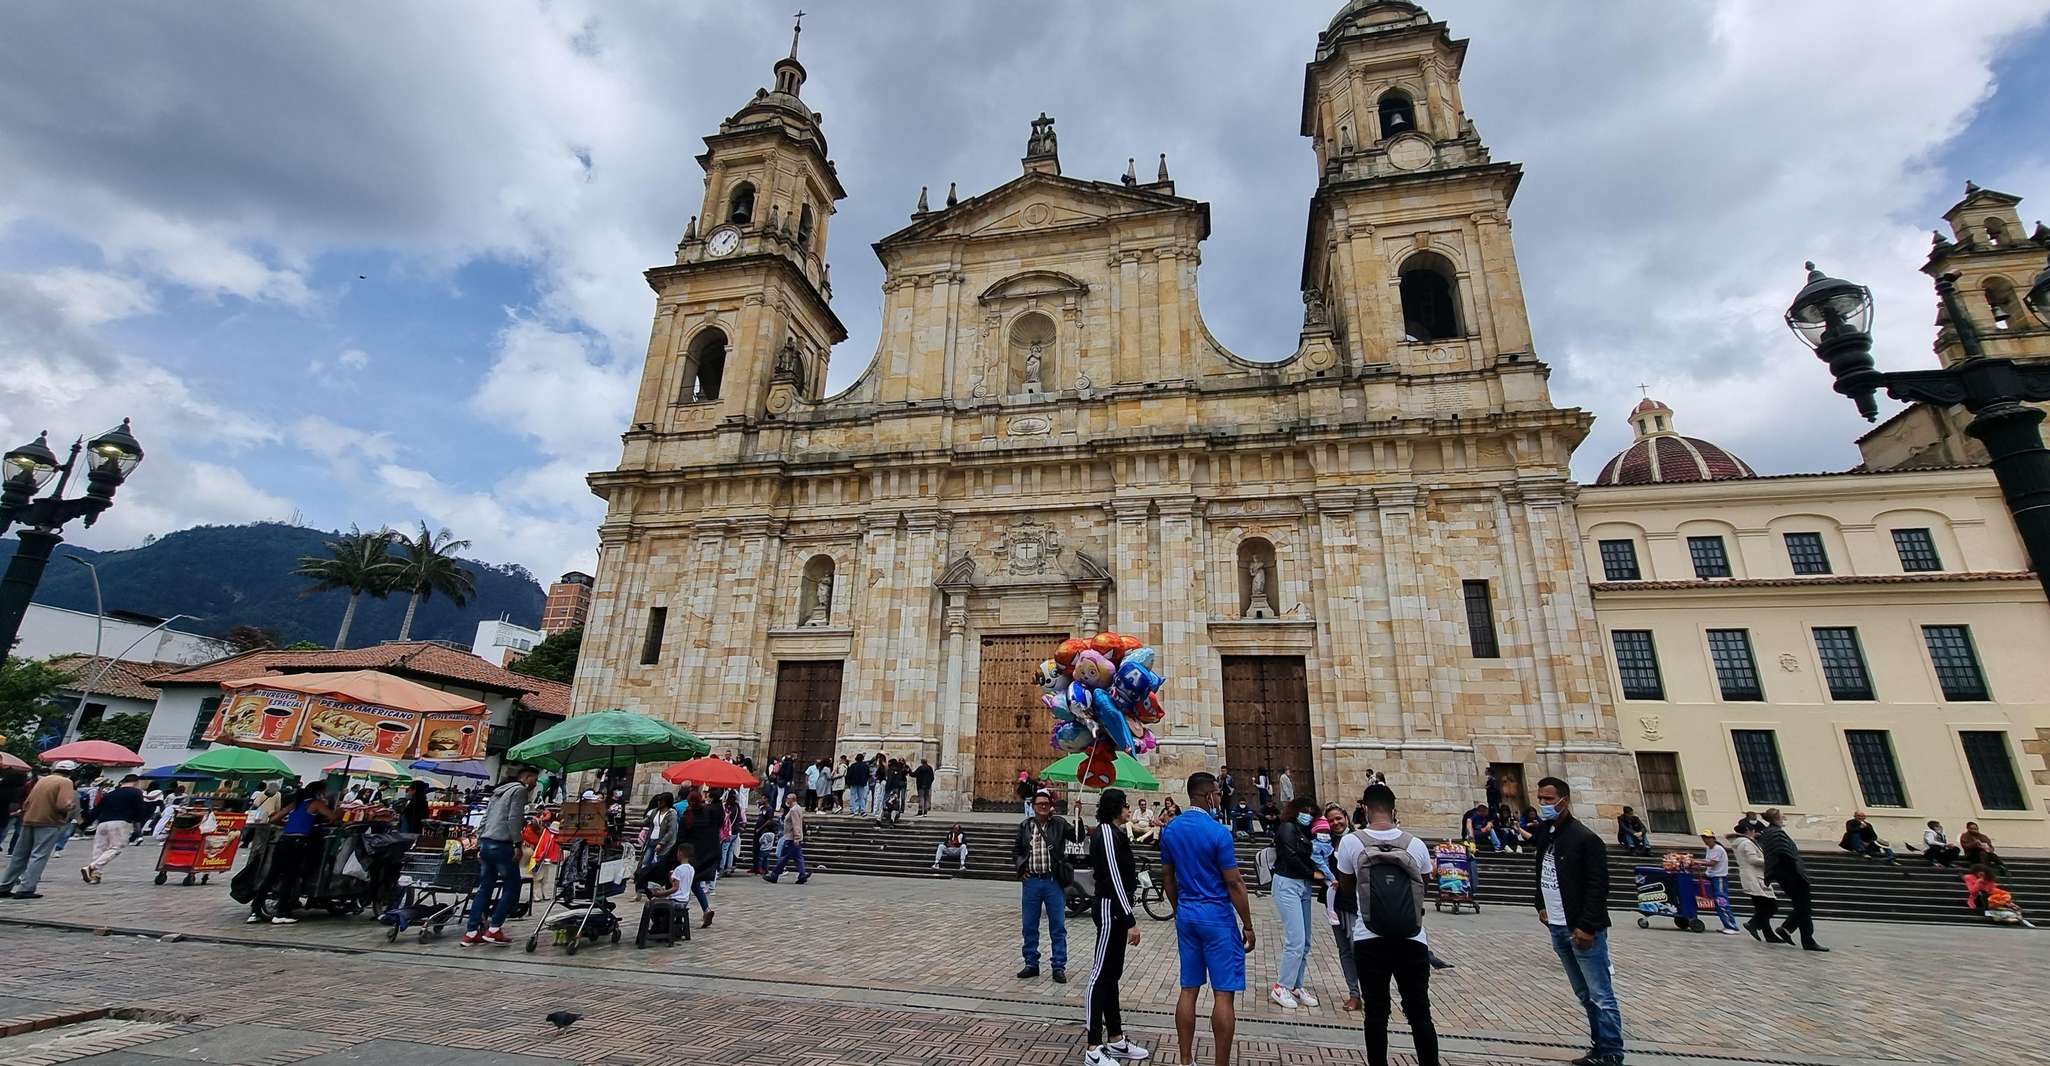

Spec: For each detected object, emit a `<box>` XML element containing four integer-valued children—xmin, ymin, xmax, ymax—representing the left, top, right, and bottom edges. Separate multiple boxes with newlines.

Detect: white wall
<box><xmin>15</xmin><ymin>604</ymin><xmax>235</xmax><ymax>665</ymax></box>
<box><xmin>471</xmin><ymin>619</ymin><xmax>542</xmax><ymax>667</ymax></box>
<box><xmin>46</xmin><ymin>687</ymin><xmax>158</xmax><ymax>749</ymax></box>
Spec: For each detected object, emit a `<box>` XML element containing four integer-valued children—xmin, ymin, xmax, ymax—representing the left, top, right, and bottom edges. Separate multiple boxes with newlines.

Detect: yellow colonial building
<box><xmin>1583</xmin><ymin>396</ymin><xmax>2050</xmax><ymax>848</ymax></box>
<box><xmin>572</xmin><ymin>2</ymin><xmax>1639</xmax><ymax>817</ymax></box>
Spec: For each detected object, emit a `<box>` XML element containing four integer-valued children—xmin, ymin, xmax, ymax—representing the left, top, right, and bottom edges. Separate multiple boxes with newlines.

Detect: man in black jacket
<box><xmin>1012</xmin><ymin>789</ymin><xmax>1076</xmax><ymax>982</ymax></box>
<box><xmin>1760</xmin><ymin>808</ymin><xmax>1827</xmax><ymax>951</ymax></box>
<box><xmin>1531</xmin><ymin>777</ymin><xmax>1623</xmax><ymax>1066</ymax></box>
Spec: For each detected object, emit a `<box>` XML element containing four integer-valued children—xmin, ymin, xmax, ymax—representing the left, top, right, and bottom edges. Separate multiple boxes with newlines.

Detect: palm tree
<box><xmin>293</xmin><ymin>526</ymin><xmax>400</xmax><ymax>650</ymax></box>
<box><xmin>391</xmin><ymin>522</ymin><xmax>476</xmax><ymax>641</ymax></box>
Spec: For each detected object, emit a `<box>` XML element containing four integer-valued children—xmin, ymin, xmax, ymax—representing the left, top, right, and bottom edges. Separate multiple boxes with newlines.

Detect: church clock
<box><xmin>705</xmin><ymin>226</ymin><xmax>741</xmax><ymax>258</ymax></box>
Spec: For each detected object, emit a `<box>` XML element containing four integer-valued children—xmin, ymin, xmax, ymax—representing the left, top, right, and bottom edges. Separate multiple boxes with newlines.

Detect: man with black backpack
<box><xmin>1334</xmin><ymin>783</ymin><xmax>1439</xmax><ymax>1066</ymax></box>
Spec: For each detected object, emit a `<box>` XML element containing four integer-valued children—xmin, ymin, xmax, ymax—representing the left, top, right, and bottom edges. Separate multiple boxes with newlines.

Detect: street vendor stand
<box><xmin>199</xmin><ymin>670</ymin><xmax>492</xmax><ymax>922</ymax></box>
<box><xmin>1432</xmin><ymin>840</ymin><xmax>1479</xmax><ymax>913</ymax></box>
<box><xmin>170</xmin><ymin>746</ymin><xmax>294</xmax><ymax>888</ymax></box>
<box><xmin>506</xmin><ymin>709</ymin><xmax>708</xmax><ymax>955</ymax></box>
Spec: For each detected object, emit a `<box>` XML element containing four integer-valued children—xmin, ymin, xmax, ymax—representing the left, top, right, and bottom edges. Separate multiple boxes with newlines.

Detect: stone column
<box><xmin>1153</xmin><ymin>496</ymin><xmax>1206</xmax><ymax>742</ymax></box>
<box><xmin>839</xmin><ymin>511</ymin><xmax>903</xmax><ymax>743</ymax></box>
<box><xmin>717</xmin><ymin>517</ymin><xmax>783</xmax><ymax>744</ymax></box>
<box><xmin>672</xmin><ymin>520</ymin><xmax>734</xmax><ymax>718</ymax></box>
<box><xmin>1312</xmin><ymin>490</ymin><xmax>1374</xmax><ymax>747</ymax></box>
<box><xmin>1372</xmin><ymin>487</ymin><xmax>1432</xmax><ymax>741</ymax></box>
<box><xmin>937</xmin><ymin>589</ymin><xmax>970</xmax><ymax>808</ymax></box>
<box><xmin>891</xmin><ymin>510</ymin><xmax>950</xmax><ymax>755</ymax></box>
<box><xmin>1108</xmin><ymin>496</ymin><xmax>1153</xmax><ymax>633</ymax></box>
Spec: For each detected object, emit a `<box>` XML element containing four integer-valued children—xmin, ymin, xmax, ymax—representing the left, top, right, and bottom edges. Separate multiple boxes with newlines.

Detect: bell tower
<box><xmin>1927</xmin><ymin>182</ymin><xmax>2050</xmax><ymax>367</ymax></box>
<box><xmin>1299</xmin><ymin>1</ymin><xmax>1540</xmax><ymax>392</ymax></box>
<box><xmin>632</xmin><ymin>15</ymin><xmax>847</xmax><ymax>431</ymax></box>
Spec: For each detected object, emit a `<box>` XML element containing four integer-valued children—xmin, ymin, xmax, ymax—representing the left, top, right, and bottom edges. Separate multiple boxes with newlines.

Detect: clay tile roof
<box><xmin>1596</xmin><ymin>434</ymin><xmax>1757</xmax><ymax>486</ymax></box>
<box><xmin>1631</xmin><ymin>397</ymin><xmax>1672</xmax><ymax>414</ymax></box>
<box><xmin>45</xmin><ymin>655</ymin><xmax>179</xmax><ymax>701</ymax></box>
<box><xmin>147</xmin><ymin>642</ymin><xmax>557</xmax><ymax>701</ymax></box>
<box><xmin>519</xmin><ymin>680</ymin><xmax>571</xmax><ymax>718</ymax></box>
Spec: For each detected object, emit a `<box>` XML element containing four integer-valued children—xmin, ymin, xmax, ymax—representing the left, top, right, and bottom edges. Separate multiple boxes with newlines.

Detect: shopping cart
<box><xmin>1633</xmin><ymin>865</ymin><xmax>1708</xmax><ymax>933</ymax></box>
<box><xmin>383</xmin><ymin>846</ymin><xmax>481</xmax><ymax>943</ymax></box>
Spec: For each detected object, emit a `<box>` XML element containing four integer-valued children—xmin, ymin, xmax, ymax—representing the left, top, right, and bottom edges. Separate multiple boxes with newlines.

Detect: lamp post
<box><xmin>0</xmin><ymin>419</ymin><xmax>145</xmax><ymax>656</ymax></box>
<box><xmin>1789</xmin><ymin>259</ymin><xmax>2050</xmax><ymax>601</ymax></box>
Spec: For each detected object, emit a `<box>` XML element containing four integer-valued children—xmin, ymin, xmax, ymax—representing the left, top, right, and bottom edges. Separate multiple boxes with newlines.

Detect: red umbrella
<box><xmin>38</xmin><ymin>739</ymin><xmax>145</xmax><ymax>767</ymax></box>
<box><xmin>659</xmin><ymin>757</ymin><xmax>758</xmax><ymax>788</ymax></box>
<box><xmin>0</xmin><ymin>751</ymin><xmax>30</xmax><ymax>772</ymax></box>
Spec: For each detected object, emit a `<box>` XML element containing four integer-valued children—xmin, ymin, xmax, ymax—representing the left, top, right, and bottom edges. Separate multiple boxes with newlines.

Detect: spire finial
<box><xmin>1157</xmin><ymin>153</ymin><xmax>1170</xmax><ymax>183</ymax></box>
<box><xmin>1637</xmin><ymin>383</ymin><xmax>1651</xmax><ymax>400</ymax></box>
<box><xmin>945</xmin><ymin>182</ymin><xmax>958</xmax><ymax>208</ymax></box>
<box><xmin>914</xmin><ymin>185</ymin><xmax>929</xmax><ymax>215</ymax></box>
<box><xmin>790</xmin><ymin>10</ymin><xmax>805</xmax><ymax>58</ymax></box>
<box><xmin>1122</xmin><ymin>158</ymin><xmax>1137</xmax><ymax>186</ymax></box>
<box><xmin>1965</xmin><ymin>179</ymin><xmax>1981</xmax><ymax>195</ymax></box>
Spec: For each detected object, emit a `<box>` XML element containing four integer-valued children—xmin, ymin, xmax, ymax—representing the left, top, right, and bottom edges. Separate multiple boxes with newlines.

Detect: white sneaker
<box><xmin>246</xmin><ymin>914</ymin><xmax>262</xmax><ymax>924</ymax></box>
<box><xmin>1085</xmin><ymin>1051</ymin><xmax>1111</xmax><ymax>1066</ymax></box>
<box><xmin>270</xmin><ymin>916</ymin><xmax>298</xmax><ymax>925</ymax></box>
<box><xmin>1103</xmin><ymin>1038</ymin><xmax>1151</xmax><ymax>1060</ymax></box>
<box><xmin>1719</xmin><ymin>928</ymin><xmax>1740</xmax><ymax>935</ymax></box>
<box><xmin>1292</xmin><ymin>987</ymin><xmax>1320</xmax><ymax>1007</ymax></box>
<box><xmin>1269</xmin><ymin>985</ymin><xmax>1299</xmax><ymax>1008</ymax></box>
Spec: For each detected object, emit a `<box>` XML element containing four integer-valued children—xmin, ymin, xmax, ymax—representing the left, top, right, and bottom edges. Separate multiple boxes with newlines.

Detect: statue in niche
<box><xmin>1301</xmin><ymin>287</ymin><xmax>1329</xmax><ymax>330</ymax></box>
<box><xmin>1244</xmin><ymin>556</ymin><xmax>1275</xmax><ymax>619</ymax></box>
<box><xmin>774</xmin><ymin>335</ymin><xmax>806</xmax><ymax>388</ymax></box>
<box><xmin>803</xmin><ymin>573</ymin><xmax>833</xmax><ymax>626</ymax></box>
<box><xmin>1022</xmin><ymin>340</ymin><xmax>1044</xmax><ymax>393</ymax></box>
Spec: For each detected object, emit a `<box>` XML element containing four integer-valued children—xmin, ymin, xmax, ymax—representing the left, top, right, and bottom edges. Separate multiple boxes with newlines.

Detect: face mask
<box><xmin>1296</xmin><ymin>813</ymin><xmax>1313</xmax><ymax>827</ymax></box>
<box><xmin>1314</xmin><ymin>833</ymin><xmax>1331</xmax><ymax>843</ymax></box>
<box><xmin>1537</xmin><ymin>803</ymin><xmax>1560</xmax><ymax>821</ymax></box>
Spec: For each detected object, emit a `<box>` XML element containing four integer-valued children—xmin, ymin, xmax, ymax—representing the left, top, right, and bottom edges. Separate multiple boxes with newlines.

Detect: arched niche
<box><xmin>727</xmin><ymin>182</ymin><xmax>756</xmax><ymax>226</ymax></box>
<box><xmin>1377</xmin><ymin>89</ymin><xmax>1418</xmax><ymax>139</ymax></box>
<box><xmin>1984</xmin><ymin>276</ymin><xmax>2022</xmax><ymax>331</ymax></box>
<box><xmin>1008</xmin><ymin>311</ymin><xmax>1056</xmax><ymax>395</ymax></box>
<box><xmin>1237</xmin><ymin>536</ymin><xmax>1278</xmax><ymax>618</ymax></box>
<box><xmin>1398</xmin><ymin>250</ymin><xmax>1462</xmax><ymax>343</ymax></box>
<box><xmin>797</xmin><ymin>204</ymin><xmax>815</xmax><ymax>250</ymax></box>
<box><xmin>681</xmin><ymin>328</ymin><xmax>727</xmax><ymax>403</ymax></box>
<box><xmin>800</xmin><ymin>554</ymin><xmax>835</xmax><ymax>626</ymax></box>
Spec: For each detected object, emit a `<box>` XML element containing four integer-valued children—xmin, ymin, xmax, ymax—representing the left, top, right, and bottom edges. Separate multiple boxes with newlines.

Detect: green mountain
<box><xmin>1</xmin><ymin>522</ymin><xmax>546</xmax><ymax>649</ymax></box>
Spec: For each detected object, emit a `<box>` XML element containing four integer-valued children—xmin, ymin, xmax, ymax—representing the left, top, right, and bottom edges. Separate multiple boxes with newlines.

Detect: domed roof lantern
<box><xmin>1595</xmin><ymin>398</ymin><xmax>1756</xmax><ymax>486</ymax></box>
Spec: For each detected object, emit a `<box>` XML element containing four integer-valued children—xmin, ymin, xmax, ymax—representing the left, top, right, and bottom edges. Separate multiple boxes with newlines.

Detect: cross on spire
<box><xmin>1637</xmin><ymin>383</ymin><xmax>1651</xmax><ymax>399</ymax></box>
<box><xmin>790</xmin><ymin>10</ymin><xmax>805</xmax><ymax>58</ymax></box>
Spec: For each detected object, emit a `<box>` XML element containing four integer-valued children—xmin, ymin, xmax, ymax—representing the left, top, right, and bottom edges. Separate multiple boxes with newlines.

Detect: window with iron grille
<box><xmin>1707</xmin><ymin>629</ymin><xmax>1763</xmax><ymax>700</ymax></box>
<box><xmin>1731</xmin><ymin>729</ymin><xmax>1790</xmax><ymax>805</ymax></box>
<box><xmin>1813</xmin><ymin>627</ymin><xmax>1874</xmax><ymax>700</ymax></box>
<box><xmin>1610</xmin><ymin>630</ymin><xmax>1664</xmax><ymax>700</ymax></box>
<box><xmin>1844</xmin><ymin>730</ymin><xmax>1906</xmax><ymax>807</ymax></box>
<box><xmin>1784</xmin><ymin>532</ymin><xmax>1831</xmax><ymax>575</ymax></box>
<box><xmin>1891</xmin><ymin>528</ymin><xmax>1942</xmax><ymax>572</ymax></box>
<box><xmin>1462</xmin><ymin>580</ymin><xmax>1500</xmax><ymax>658</ymax></box>
<box><xmin>1688</xmin><ymin>536</ymin><xmax>1731</xmax><ymax>578</ymax></box>
<box><xmin>187</xmin><ymin>696</ymin><xmax>223</xmax><ymax>748</ymax></box>
<box><xmin>1598</xmin><ymin>540</ymin><xmax>1641</xmax><ymax>581</ymax></box>
<box><xmin>1922</xmin><ymin>625</ymin><xmax>1989</xmax><ymax>701</ymax></box>
<box><xmin>1959</xmin><ymin>731</ymin><xmax>2026</xmax><ymax>810</ymax></box>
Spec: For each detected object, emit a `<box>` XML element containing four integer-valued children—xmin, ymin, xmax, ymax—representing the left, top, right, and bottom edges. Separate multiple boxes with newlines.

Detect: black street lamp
<box><xmin>1789</xmin><ymin>262</ymin><xmax>2050</xmax><ymax>601</ymax></box>
<box><xmin>0</xmin><ymin>418</ymin><xmax>145</xmax><ymax>655</ymax></box>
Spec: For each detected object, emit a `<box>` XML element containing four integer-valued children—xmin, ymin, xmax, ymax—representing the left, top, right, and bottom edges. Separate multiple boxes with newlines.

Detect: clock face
<box><xmin>706</xmin><ymin>227</ymin><xmax>741</xmax><ymax>257</ymax></box>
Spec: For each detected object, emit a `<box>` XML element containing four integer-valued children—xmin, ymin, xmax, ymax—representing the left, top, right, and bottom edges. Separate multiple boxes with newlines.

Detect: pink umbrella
<box><xmin>38</xmin><ymin>739</ymin><xmax>145</xmax><ymax>767</ymax></box>
<box><xmin>0</xmin><ymin>751</ymin><xmax>30</xmax><ymax>772</ymax></box>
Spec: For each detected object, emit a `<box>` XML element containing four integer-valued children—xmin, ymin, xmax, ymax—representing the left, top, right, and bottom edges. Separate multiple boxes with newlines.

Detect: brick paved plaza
<box><xmin>0</xmin><ymin>851</ymin><xmax>2039</xmax><ymax>1066</ymax></box>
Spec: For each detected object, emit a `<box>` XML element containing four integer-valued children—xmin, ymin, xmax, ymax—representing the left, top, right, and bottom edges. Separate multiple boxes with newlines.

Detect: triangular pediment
<box><xmin>878</xmin><ymin>172</ymin><xmax>1201</xmax><ymax>247</ymax></box>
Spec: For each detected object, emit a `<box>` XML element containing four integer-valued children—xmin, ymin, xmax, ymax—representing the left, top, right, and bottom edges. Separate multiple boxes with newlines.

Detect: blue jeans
<box><xmin>467</xmin><ymin>838</ymin><xmax>519</xmax><ymax>932</ymax></box>
<box><xmin>1021</xmin><ymin>874</ymin><xmax>1067</xmax><ymax>969</ymax></box>
<box><xmin>848</xmin><ymin>784</ymin><xmax>868</xmax><ymax>815</ymax></box>
<box><xmin>1708</xmin><ymin>875</ymin><xmax>1737</xmax><ymax>931</ymax></box>
<box><xmin>0</xmin><ymin>825</ymin><xmax>66</xmax><ymax>894</ymax></box>
<box><xmin>769</xmin><ymin>840</ymin><xmax>807</xmax><ymax>880</ymax></box>
<box><xmin>1547</xmin><ymin>926</ymin><xmax>1623</xmax><ymax>1057</ymax></box>
<box><xmin>1271</xmin><ymin>873</ymin><xmax>1313</xmax><ymax>989</ymax></box>
<box><xmin>719</xmin><ymin>835</ymin><xmax>738</xmax><ymax>872</ymax></box>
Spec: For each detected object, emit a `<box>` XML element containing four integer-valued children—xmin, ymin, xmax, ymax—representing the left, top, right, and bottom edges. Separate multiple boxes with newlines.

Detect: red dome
<box><xmin>1594</xmin><ymin>399</ymin><xmax>1755</xmax><ymax>486</ymax></box>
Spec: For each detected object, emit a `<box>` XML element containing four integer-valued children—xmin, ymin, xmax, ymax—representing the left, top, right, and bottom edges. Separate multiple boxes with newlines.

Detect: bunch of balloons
<box><xmin>1037</xmin><ymin>631</ymin><xmax>1166</xmax><ymax>786</ymax></box>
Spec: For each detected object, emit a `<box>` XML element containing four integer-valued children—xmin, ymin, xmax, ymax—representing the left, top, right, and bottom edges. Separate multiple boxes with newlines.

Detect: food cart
<box><xmin>156</xmin><ymin>809</ymin><xmax>247</xmax><ymax>886</ymax></box>
<box><xmin>1432</xmin><ymin>840</ymin><xmax>1480</xmax><ymax>913</ymax></box>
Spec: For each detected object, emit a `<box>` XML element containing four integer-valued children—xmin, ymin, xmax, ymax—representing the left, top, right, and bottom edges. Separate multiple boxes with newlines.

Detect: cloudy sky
<box><xmin>3</xmin><ymin>1</ymin><xmax>2047</xmax><ymax>578</ymax></box>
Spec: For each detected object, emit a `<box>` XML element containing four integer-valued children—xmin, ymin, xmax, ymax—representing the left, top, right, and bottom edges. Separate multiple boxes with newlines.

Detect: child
<box><xmin>642</xmin><ymin>841</ymin><xmax>695</xmax><ymax>925</ymax></box>
<box><xmin>1964</xmin><ymin>864</ymin><xmax>2032</xmax><ymax>927</ymax></box>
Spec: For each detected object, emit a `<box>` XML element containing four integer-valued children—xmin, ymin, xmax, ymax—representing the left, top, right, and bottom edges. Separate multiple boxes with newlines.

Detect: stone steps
<box><xmin>745</xmin><ymin>816</ymin><xmax>2043</xmax><ymax>925</ymax></box>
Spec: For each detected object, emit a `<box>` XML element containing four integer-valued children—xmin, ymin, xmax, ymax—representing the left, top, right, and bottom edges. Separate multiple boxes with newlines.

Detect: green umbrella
<box><xmin>180</xmin><ymin>746</ymin><xmax>294</xmax><ymax>779</ymax></box>
<box><xmin>1040</xmin><ymin>751</ymin><xmax>1160</xmax><ymax>790</ymax></box>
<box><xmin>506</xmin><ymin>709</ymin><xmax>709</xmax><ymax>774</ymax></box>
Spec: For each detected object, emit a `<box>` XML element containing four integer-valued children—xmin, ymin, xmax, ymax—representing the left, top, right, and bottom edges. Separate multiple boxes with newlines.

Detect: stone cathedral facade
<box><xmin>573</xmin><ymin>1</ymin><xmax>1638</xmax><ymax>819</ymax></box>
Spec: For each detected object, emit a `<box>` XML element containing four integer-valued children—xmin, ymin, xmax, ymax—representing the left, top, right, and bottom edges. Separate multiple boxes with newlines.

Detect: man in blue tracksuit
<box><xmin>1161</xmin><ymin>772</ymin><xmax>1256</xmax><ymax>1066</ymax></box>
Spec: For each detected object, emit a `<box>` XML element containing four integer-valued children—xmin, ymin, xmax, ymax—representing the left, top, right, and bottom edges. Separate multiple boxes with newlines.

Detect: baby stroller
<box><xmin>525</xmin><ymin>838</ymin><xmax>625</xmax><ymax>956</ymax></box>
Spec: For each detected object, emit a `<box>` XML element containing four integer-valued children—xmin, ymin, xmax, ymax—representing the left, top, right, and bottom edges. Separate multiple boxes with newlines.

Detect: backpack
<box><xmin>1353</xmin><ymin>830</ymin><xmax>1425</xmax><ymax>940</ymax></box>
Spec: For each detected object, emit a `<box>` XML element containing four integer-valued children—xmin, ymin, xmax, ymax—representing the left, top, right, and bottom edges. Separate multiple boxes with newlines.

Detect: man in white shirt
<box><xmin>1334</xmin><ymin>783</ymin><xmax>1439</xmax><ymax>1066</ymax></box>
<box><xmin>1699</xmin><ymin>830</ymin><xmax>1738</xmax><ymax>934</ymax></box>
